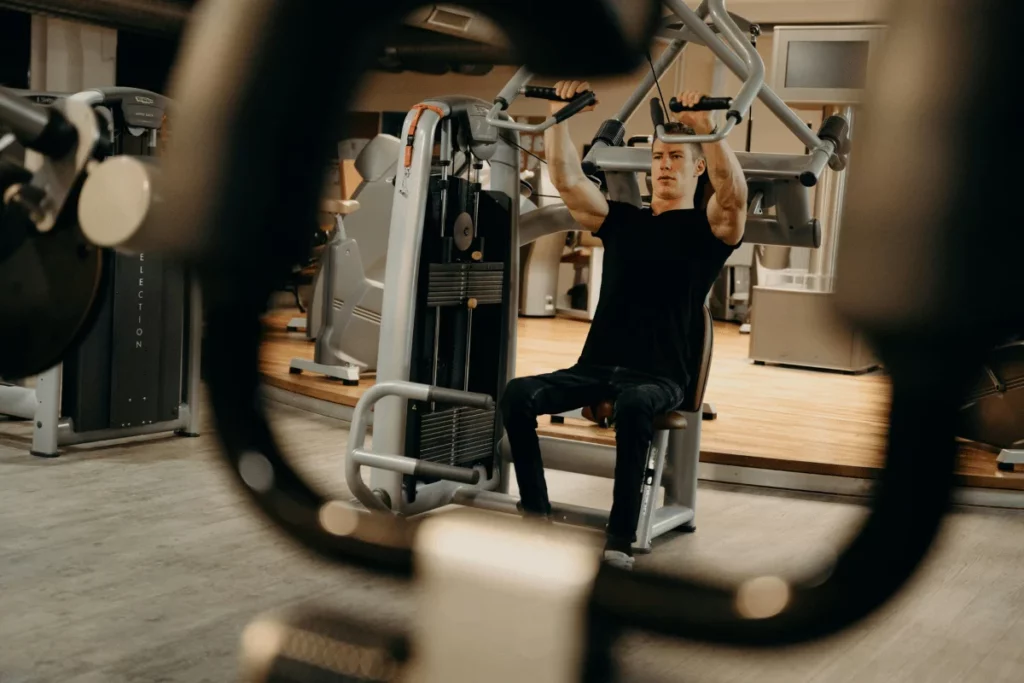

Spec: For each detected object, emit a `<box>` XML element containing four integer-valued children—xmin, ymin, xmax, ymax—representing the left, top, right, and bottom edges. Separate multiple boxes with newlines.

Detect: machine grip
<box><xmin>427</xmin><ymin>386</ymin><xmax>495</xmax><ymax>410</ymax></box>
<box><xmin>414</xmin><ymin>460</ymin><xmax>481</xmax><ymax>485</ymax></box>
<box><xmin>521</xmin><ymin>85</ymin><xmax>567</xmax><ymax>101</ymax></box>
<box><xmin>818</xmin><ymin>114</ymin><xmax>851</xmax><ymax>171</ymax></box>
<box><xmin>669</xmin><ymin>96</ymin><xmax>732</xmax><ymax>112</ymax></box>
<box><xmin>818</xmin><ymin>114</ymin><xmax>851</xmax><ymax>153</ymax></box>
<box><xmin>552</xmin><ymin>91</ymin><xmax>597</xmax><ymax>123</ymax></box>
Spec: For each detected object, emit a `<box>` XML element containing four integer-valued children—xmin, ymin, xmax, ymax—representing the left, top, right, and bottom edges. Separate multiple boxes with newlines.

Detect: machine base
<box><xmin>748</xmin><ymin>287</ymin><xmax>879</xmax><ymax>373</ymax></box>
<box><xmin>289</xmin><ymin>358</ymin><xmax>362</xmax><ymax>384</ymax></box>
<box><xmin>30</xmin><ymin>450</ymin><xmax>60</xmax><ymax>459</ymax></box>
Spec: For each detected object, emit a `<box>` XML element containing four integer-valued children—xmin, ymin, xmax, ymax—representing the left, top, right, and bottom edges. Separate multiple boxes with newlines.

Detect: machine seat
<box><xmin>581</xmin><ymin>403</ymin><xmax>689</xmax><ymax>431</ymax></box>
<box><xmin>320</xmin><ymin>198</ymin><xmax>360</xmax><ymax>215</ymax></box>
<box><xmin>576</xmin><ymin>306</ymin><xmax>713</xmax><ymax>433</ymax></box>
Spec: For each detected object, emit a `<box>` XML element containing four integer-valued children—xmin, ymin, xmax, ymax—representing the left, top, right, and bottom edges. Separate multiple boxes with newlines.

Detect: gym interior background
<box><xmin>2</xmin><ymin>1</ymin><xmax>1024</xmax><ymax>682</ymax></box>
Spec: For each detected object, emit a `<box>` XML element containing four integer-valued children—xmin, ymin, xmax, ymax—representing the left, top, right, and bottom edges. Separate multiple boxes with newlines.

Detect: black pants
<box><xmin>500</xmin><ymin>364</ymin><xmax>684</xmax><ymax>543</ymax></box>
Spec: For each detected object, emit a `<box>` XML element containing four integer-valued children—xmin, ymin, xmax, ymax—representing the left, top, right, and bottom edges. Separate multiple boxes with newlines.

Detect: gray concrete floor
<box><xmin>1</xmin><ymin>400</ymin><xmax>1023</xmax><ymax>682</ymax></box>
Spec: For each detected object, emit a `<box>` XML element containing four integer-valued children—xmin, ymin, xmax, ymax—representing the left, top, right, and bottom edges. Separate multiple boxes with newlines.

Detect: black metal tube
<box><xmin>0</xmin><ymin>89</ymin><xmax>47</xmax><ymax>137</ymax></box>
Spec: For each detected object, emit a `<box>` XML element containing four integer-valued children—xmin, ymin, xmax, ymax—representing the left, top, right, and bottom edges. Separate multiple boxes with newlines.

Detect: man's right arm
<box><xmin>543</xmin><ymin>80</ymin><xmax>609</xmax><ymax>232</ymax></box>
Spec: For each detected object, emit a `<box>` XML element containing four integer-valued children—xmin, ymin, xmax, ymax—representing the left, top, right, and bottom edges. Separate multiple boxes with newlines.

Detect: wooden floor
<box><xmin>260</xmin><ymin>310</ymin><xmax>1024</xmax><ymax>491</ymax></box>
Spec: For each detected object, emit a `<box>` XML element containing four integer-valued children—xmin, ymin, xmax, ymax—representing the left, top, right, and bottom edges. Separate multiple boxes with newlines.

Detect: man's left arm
<box><xmin>675</xmin><ymin>91</ymin><xmax>748</xmax><ymax>246</ymax></box>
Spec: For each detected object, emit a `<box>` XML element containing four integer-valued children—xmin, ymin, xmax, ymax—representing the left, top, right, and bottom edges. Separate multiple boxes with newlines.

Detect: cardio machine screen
<box><xmin>785</xmin><ymin>40</ymin><xmax>870</xmax><ymax>89</ymax></box>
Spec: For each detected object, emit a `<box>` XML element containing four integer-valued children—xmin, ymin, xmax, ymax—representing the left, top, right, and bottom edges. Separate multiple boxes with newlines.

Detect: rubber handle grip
<box><xmin>668</xmin><ymin>96</ymin><xmax>732</xmax><ymax>112</ymax></box>
<box><xmin>521</xmin><ymin>85</ymin><xmax>569</xmax><ymax>101</ymax></box>
<box><xmin>818</xmin><ymin>114</ymin><xmax>851</xmax><ymax>153</ymax></box>
<box><xmin>413</xmin><ymin>460</ymin><xmax>481</xmax><ymax>485</ymax></box>
<box><xmin>427</xmin><ymin>386</ymin><xmax>495</xmax><ymax>410</ymax></box>
<box><xmin>552</xmin><ymin>91</ymin><xmax>596</xmax><ymax>123</ymax></box>
<box><xmin>818</xmin><ymin>115</ymin><xmax>849</xmax><ymax>143</ymax></box>
<box><xmin>650</xmin><ymin>98</ymin><xmax>666</xmax><ymax>128</ymax></box>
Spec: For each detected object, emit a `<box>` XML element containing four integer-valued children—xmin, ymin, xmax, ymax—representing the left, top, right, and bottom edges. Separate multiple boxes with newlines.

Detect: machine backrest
<box><xmin>681</xmin><ymin>305</ymin><xmax>714</xmax><ymax>413</ymax></box>
<box><xmin>354</xmin><ymin>133</ymin><xmax>401</xmax><ymax>183</ymax></box>
<box><xmin>346</xmin><ymin>134</ymin><xmax>402</xmax><ymax>280</ymax></box>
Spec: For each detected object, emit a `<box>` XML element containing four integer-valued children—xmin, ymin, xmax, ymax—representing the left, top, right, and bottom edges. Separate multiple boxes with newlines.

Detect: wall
<box><xmin>30</xmin><ymin>16</ymin><xmax>116</xmax><ymax>91</ymax></box>
<box><xmin>713</xmin><ymin>0</ymin><xmax>889</xmax><ymax>23</ymax></box>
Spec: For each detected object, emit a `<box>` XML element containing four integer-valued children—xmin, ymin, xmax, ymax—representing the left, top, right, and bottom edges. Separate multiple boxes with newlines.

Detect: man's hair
<box><xmin>658</xmin><ymin>121</ymin><xmax>704</xmax><ymax>163</ymax></box>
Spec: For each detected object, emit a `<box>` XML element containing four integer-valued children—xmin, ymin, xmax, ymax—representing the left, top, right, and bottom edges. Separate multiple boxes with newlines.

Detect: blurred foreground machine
<box><xmin>1</xmin><ymin>0</ymin><xmax>1020</xmax><ymax>680</ymax></box>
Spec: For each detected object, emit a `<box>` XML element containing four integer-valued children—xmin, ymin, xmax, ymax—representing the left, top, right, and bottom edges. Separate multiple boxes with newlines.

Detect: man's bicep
<box><xmin>561</xmin><ymin>178</ymin><xmax>610</xmax><ymax>231</ymax></box>
<box><xmin>707</xmin><ymin>195</ymin><xmax>745</xmax><ymax>246</ymax></box>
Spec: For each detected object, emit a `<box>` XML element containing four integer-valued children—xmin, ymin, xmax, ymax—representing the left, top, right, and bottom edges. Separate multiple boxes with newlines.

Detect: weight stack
<box><xmin>404</xmin><ymin>175</ymin><xmax>513</xmax><ymax>492</ymax></box>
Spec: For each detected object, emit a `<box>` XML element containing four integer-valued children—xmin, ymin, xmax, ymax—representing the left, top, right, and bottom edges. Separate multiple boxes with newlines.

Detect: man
<box><xmin>500</xmin><ymin>81</ymin><xmax>748</xmax><ymax>569</ymax></box>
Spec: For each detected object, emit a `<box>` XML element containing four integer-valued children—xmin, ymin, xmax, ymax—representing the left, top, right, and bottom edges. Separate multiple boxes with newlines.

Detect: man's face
<box><xmin>651</xmin><ymin>140</ymin><xmax>704</xmax><ymax>201</ymax></box>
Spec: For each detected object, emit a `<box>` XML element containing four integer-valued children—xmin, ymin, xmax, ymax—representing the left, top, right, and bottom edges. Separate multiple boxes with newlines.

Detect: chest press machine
<box><xmin>343</xmin><ymin>0</ymin><xmax>849</xmax><ymax>553</ymax></box>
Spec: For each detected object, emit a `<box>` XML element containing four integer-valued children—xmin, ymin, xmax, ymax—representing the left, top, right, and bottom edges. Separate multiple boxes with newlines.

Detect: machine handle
<box><xmin>521</xmin><ymin>85</ymin><xmax>597</xmax><ymax>123</ymax></box>
<box><xmin>415</xmin><ymin>460</ymin><xmax>481</xmax><ymax>485</ymax></box>
<box><xmin>552</xmin><ymin>91</ymin><xmax>597</xmax><ymax>123</ymax></box>
<box><xmin>651</xmin><ymin>97</ymin><xmax>735</xmax><ymax>144</ymax></box>
<box><xmin>428</xmin><ymin>386</ymin><xmax>495</xmax><ymax>410</ymax></box>
<box><xmin>489</xmin><ymin>69</ymin><xmax>596</xmax><ymax>133</ymax></box>
<box><xmin>352</xmin><ymin>448</ymin><xmax>483</xmax><ymax>486</ymax></box>
<box><xmin>668</xmin><ymin>96</ymin><xmax>732</xmax><ymax>112</ymax></box>
<box><xmin>818</xmin><ymin>115</ymin><xmax>850</xmax><ymax>152</ymax></box>
<box><xmin>520</xmin><ymin>85</ymin><xmax>569</xmax><ymax>101</ymax></box>
<box><xmin>818</xmin><ymin>114</ymin><xmax>851</xmax><ymax>171</ymax></box>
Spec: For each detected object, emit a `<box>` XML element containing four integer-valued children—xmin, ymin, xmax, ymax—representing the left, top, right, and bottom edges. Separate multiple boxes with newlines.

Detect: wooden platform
<box><xmin>261</xmin><ymin>311</ymin><xmax>1024</xmax><ymax>492</ymax></box>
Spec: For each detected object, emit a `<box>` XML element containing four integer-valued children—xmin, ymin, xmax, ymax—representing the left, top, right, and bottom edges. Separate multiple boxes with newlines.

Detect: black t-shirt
<box><xmin>578</xmin><ymin>201</ymin><xmax>740</xmax><ymax>390</ymax></box>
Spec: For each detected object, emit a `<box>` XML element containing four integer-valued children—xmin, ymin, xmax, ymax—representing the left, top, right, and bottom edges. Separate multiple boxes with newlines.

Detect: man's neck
<box><xmin>650</xmin><ymin>195</ymin><xmax>693</xmax><ymax>216</ymax></box>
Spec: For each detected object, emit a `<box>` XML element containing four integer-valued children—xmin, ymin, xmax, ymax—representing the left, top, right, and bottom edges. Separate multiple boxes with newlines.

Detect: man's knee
<box><xmin>614</xmin><ymin>392</ymin><xmax>656</xmax><ymax>435</ymax></box>
<box><xmin>501</xmin><ymin>377</ymin><xmax>538</xmax><ymax>423</ymax></box>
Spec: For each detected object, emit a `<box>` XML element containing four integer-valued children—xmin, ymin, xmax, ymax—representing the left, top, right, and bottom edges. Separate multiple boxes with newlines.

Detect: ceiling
<box><xmin>0</xmin><ymin>0</ymin><xmax>891</xmax><ymax>75</ymax></box>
